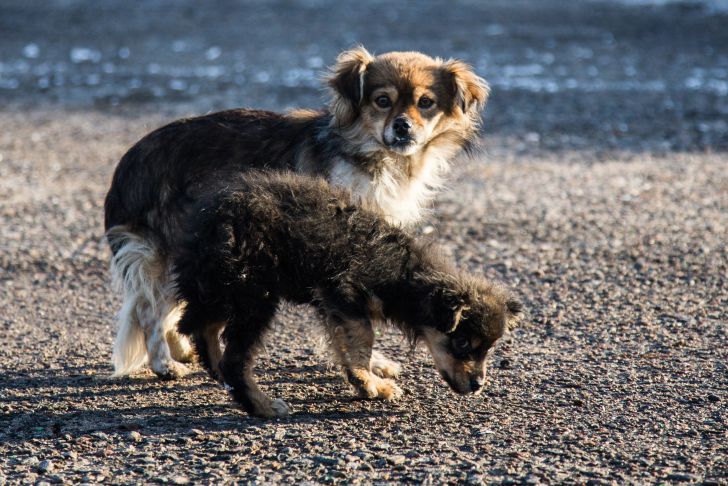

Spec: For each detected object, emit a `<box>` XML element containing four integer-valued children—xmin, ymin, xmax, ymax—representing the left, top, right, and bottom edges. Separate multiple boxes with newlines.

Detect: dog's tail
<box><xmin>107</xmin><ymin>226</ymin><xmax>167</xmax><ymax>377</ymax></box>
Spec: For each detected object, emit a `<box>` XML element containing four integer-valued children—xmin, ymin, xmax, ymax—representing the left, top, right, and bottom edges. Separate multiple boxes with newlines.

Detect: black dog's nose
<box><xmin>393</xmin><ymin>117</ymin><xmax>412</xmax><ymax>138</ymax></box>
<box><xmin>470</xmin><ymin>376</ymin><xmax>485</xmax><ymax>392</ymax></box>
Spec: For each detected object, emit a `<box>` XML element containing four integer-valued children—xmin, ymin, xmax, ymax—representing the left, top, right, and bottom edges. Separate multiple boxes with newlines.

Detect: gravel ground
<box><xmin>1</xmin><ymin>1</ymin><xmax>726</xmax><ymax>484</ymax></box>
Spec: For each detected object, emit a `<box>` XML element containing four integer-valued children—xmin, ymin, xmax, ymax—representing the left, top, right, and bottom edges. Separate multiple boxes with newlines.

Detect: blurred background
<box><xmin>1</xmin><ymin>0</ymin><xmax>727</xmax><ymax>151</ymax></box>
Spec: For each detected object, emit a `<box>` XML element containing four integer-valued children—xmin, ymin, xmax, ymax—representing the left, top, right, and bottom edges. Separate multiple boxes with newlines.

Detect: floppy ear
<box><xmin>443</xmin><ymin>60</ymin><xmax>490</xmax><ymax>115</ymax></box>
<box><xmin>448</xmin><ymin>304</ymin><xmax>470</xmax><ymax>333</ymax></box>
<box><xmin>505</xmin><ymin>297</ymin><xmax>523</xmax><ymax>331</ymax></box>
<box><xmin>326</xmin><ymin>46</ymin><xmax>374</xmax><ymax>127</ymax></box>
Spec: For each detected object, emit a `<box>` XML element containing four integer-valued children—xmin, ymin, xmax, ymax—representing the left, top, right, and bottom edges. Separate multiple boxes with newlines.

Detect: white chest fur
<box><xmin>328</xmin><ymin>152</ymin><xmax>450</xmax><ymax>226</ymax></box>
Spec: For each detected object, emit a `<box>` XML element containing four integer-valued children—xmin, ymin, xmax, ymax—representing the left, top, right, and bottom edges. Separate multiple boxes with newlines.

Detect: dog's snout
<box><xmin>393</xmin><ymin>117</ymin><xmax>412</xmax><ymax>138</ymax></box>
<box><xmin>469</xmin><ymin>375</ymin><xmax>485</xmax><ymax>393</ymax></box>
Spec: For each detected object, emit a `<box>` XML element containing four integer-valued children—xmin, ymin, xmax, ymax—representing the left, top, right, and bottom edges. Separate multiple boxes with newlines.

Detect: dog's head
<box><xmin>327</xmin><ymin>47</ymin><xmax>489</xmax><ymax>156</ymax></box>
<box><xmin>416</xmin><ymin>272</ymin><xmax>521</xmax><ymax>395</ymax></box>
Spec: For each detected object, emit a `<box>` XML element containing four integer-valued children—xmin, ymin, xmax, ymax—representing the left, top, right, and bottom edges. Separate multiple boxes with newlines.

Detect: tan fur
<box><xmin>325</xmin><ymin>48</ymin><xmax>489</xmax><ymax>225</ymax></box>
<box><xmin>226</xmin><ymin>366</ymin><xmax>291</xmax><ymax>418</ymax></box>
<box><xmin>204</xmin><ymin>322</ymin><xmax>225</xmax><ymax>377</ymax></box>
<box><xmin>329</xmin><ymin>317</ymin><xmax>403</xmax><ymax>400</ymax></box>
<box><xmin>422</xmin><ymin>328</ymin><xmax>487</xmax><ymax>395</ymax></box>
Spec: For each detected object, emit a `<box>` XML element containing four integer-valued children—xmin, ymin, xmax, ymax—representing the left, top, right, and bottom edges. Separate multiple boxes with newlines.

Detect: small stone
<box><xmin>127</xmin><ymin>431</ymin><xmax>142</xmax><ymax>442</ymax></box>
<box><xmin>665</xmin><ymin>473</ymin><xmax>698</xmax><ymax>482</ymax></box>
<box><xmin>171</xmin><ymin>475</ymin><xmax>190</xmax><ymax>485</ymax></box>
<box><xmin>388</xmin><ymin>455</ymin><xmax>406</xmax><ymax>465</ymax></box>
<box><xmin>38</xmin><ymin>459</ymin><xmax>54</xmax><ymax>473</ymax></box>
<box><xmin>25</xmin><ymin>456</ymin><xmax>40</xmax><ymax>466</ymax></box>
<box><xmin>312</xmin><ymin>455</ymin><xmax>342</xmax><ymax>466</ymax></box>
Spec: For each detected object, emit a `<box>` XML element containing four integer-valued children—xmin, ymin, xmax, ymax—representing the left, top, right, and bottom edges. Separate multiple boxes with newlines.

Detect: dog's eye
<box><xmin>451</xmin><ymin>336</ymin><xmax>471</xmax><ymax>353</ymax></box>
<box><xmin>418</xmin><ymin>96</ymin><xmax>434</xmax><ymax>109</ymax></box>
<box><xmin>375</xmin><ymin>95</ymin><xmax>391</xmax><ymax>108</ymax></box>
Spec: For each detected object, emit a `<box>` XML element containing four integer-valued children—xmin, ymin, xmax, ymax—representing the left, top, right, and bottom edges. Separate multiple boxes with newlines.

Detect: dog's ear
<box><xmin>443</xmin><ymin>60</ymin><xmax>490</xmax><ymax>115</ymax></box>
<box><xmin>327</xmin><ymin>46</ymin><xmax>374</xmax><ymax>127</ymax></box>
<box><xmin>448</xmin><ymin>304</ymin><xmax>470</xmax><ymax>333</ymax></box>
<box><xmin>505</xmin><ymin>297</ymin><xmax>523</xmax><ymax>331</ymax></box>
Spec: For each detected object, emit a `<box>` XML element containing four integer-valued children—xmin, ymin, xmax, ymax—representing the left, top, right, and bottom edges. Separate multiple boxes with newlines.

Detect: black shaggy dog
<box><xmin>172</xmin><ymin>172</ymin><xmax>521</xmax><ymax>418</ymax></box>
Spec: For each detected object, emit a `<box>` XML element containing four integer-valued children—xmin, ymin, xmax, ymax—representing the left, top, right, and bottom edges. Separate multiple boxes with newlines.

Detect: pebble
<box><xmin>37</xmin><ymin>460</ymin><xmax>53</xmax><ymax>473</ymax></box>
<box><xmin>127</xmin><ymin>431</ymin><xmax>142</xmax><ymax>442</ymax></box>
<box><xmin>388</xmin><ymin>455</ymin><xmax>406</xmax><ymax>466</ymax></box>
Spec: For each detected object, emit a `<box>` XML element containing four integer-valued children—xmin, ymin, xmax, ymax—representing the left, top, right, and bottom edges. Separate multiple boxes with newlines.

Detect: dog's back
<box><xmin>173</xmin><ymin>172</ymin><xmax>422</xmax><ymax>321</ymax></box>
<box><xmin>104</xmin><ymin>109</ymin><xmax>322</xmax><ymax>249</ymax></box>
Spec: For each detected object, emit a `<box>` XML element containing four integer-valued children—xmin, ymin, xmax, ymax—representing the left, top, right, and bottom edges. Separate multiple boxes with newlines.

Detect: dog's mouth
<box><xmin>439</xmin><ymin>370</ymin><xmax>471</xmax><ymax>395</ymax></box>
<box><xmin>385</xmin><ymin>137</ymin><xmax>418</xmax><ymax>154</ymax></box>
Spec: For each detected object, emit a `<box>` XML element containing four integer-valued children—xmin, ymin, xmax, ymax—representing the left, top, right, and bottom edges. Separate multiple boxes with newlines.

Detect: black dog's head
<box><xmin>415</xmin><ymin>272</ymin><xmax>521</xmax><ymax>395</ymax></box>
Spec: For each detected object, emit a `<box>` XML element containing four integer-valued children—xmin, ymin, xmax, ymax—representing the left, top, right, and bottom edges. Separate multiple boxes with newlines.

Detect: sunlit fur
<box><xmin>324</xmin><ymin>47</ymin><xmax>490</xmax><ymax>224</ymax></box>
<box><xmin>104</xmin><ymin>47</ymin><xmax>489</xmax><ymax>380</ymax></box>
<box><xmin>171</xmin><ymin>172</ymin><xmax>521</xmax><ymax>417</ymax></box>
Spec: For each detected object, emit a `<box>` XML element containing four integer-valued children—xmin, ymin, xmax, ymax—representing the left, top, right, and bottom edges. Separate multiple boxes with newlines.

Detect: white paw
<box><xmin>270</xmin><ymin>399</ymin><xmax>291</xmax><ymax>417</ymax></box>
<box><xmin>153</xmin><ymin>360</ymin><xmax>189</xmax><ymax>380</ymax></box>
<box><xmin>370</xmin><ymin>351</ymin><xmax>402</xmax><ymax>379</ymax></box>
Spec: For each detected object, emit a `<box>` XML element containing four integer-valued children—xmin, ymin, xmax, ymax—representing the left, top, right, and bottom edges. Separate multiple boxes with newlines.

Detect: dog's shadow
<box><xmin>0</xmin><ymin>364</ymin><xmax>405</xmax><ymax>444</ymax></box>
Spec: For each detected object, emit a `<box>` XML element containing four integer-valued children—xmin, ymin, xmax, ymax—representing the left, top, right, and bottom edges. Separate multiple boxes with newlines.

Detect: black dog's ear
<box><xmin>448</xmin><ymin>304</ymin><xmax>470</xmax><ymax>333</ymax></box>
<box><xmin>505</xmin><ymin>297</ymin><xmax>523</xmax><ymax>331</ymax></box>
<box><xmin>443</xmin><ymin>59</ymin><xmax>490</xmax><ymax>115</ymax></box>
<box><xmin>326</xmin><ymin>46</ymin><xmax>374</xmax><ymax>127</ymax></box>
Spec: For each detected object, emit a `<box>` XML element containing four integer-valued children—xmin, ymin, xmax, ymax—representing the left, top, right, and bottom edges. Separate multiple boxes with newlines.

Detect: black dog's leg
<box><xmin>328</xmin><ymin>316</ymin><xmax>403</xmax><ymax>401</ymax></box>
<box><xmin>218</xmin><ymin>303</ymin><xmax>288</xmax><ymax>418</ymax></box>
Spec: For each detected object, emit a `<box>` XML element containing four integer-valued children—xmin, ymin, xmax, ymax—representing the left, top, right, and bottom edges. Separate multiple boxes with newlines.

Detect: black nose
<box><xmin>393</xmin><ymin>117</ymin><xmax>412</xmax><ymax>138</ymax></box>
<box><xmin>470</xmin><ymin>376</ymin><xmax>485</xmax><ymax>392</ymax></box>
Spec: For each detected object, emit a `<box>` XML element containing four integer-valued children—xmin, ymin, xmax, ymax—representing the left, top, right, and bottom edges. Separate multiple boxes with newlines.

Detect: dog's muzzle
<box><xmin>441</xmin><ymin>370</ymin><xmax>485</xmax><ymax>395</ymax></box>
<box><xmin>386</xmin><ymin>116</ymin><xmax>416</xmax><ymax>149</ymax></box>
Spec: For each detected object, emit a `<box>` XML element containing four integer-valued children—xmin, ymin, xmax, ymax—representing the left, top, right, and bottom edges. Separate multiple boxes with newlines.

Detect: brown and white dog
<box><xmin>104</xmin><ymin>47</ymin><xmax>489</xmax><ymax>380</ymax></box>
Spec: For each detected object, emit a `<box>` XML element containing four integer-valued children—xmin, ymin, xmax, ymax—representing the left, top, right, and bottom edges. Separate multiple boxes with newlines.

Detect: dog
<box><xmin>104</xmin><ymin>46</ymin><xmax>490</xmax><ymax>379</ymax></box>
<box><xmin>171</xmin><ymin>172</ymin><xmax>521</xmax><ymax>418</ymax></box>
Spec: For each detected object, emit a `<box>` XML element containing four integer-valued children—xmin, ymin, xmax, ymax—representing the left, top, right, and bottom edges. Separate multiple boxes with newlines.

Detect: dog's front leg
<box><xmin>330</xmin><ymin>318</ymin><xmax>403</xmax><ymax>401</ymax></box>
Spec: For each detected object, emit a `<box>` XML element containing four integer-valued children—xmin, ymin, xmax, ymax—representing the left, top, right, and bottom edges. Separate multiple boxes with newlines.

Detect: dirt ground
<box><xmin>1</xmin><ymin>0</ymin><xmax>726</xmax><ymax>484</ymax></box>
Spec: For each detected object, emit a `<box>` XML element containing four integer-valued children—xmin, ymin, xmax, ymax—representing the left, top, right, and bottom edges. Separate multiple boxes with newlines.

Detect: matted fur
<box><xmin>104</xmin><ymin>47</ymin><xmax>489</xmax><ymax>379</ymax></box>
<box><xmin>172</xmin><ymin>172</ymin><xmax>520</xmax><ymax>417</ymax></box>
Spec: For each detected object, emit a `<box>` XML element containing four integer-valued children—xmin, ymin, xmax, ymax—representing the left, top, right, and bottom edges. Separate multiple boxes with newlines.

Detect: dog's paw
<box><xmin>270</xmin><ymin>399</ymin><xmax>291</xmax><ymax>417</ymax></box>
<box><xmin>357</xmin><ymin>374</ymin><xmax>403</xmax><ymax>401</ymax></box>
<box><xmin>370</xmin><ymin>351</ymin><xmax>402</xmax><ymax>379</ymax></box>
<box><xmin>253</xmin><ymin>398</ymin><xmax>291</xmax><ymax>419</ymax></box>
<box><xmin>153</xmin><ymin>360</ymin><xmax>189</xmax><ymax>381</ymax></box>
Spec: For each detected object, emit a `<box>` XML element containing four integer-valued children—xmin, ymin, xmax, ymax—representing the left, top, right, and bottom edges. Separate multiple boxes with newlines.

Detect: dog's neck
<box><xmin>325</xmin><ymin>129</ymin><xmax>463</xmax><ymax>226</ymax></box>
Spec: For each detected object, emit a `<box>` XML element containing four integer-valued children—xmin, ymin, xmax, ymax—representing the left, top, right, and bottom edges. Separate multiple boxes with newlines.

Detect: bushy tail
<box><xmin>107</xmin><ymin>227</ymin><xmax>167</xmax><ymax>377</ymax></box>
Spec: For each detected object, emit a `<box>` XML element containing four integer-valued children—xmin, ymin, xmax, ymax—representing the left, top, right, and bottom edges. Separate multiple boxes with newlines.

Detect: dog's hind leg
<box><xmin>163</xmin><ymin>301</ymin><xmax>195</xmax><ymax>363</ymax></box>
<box><xmin>217</xmin><ymin>303</ymin><xmax>289</xmax><ymax>418</ymax></box>
<box><xmin>139</xmin><ymin>299</ymin><xmax>189</xmax><ymax>380</ymax></box>
<box><xmin>190</xmin><ymin>322</ymin><xmax>225</xmax><ymax>382</ymax></box>
<box><xmin>329</xmin><ymin>318</ymin><xmax>403</xmax><ymax>401</ymax></box>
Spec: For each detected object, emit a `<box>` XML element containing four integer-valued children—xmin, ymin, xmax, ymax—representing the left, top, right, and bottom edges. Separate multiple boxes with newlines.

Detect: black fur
<box><xmin>172</xmin><ymin>172</ymin><xmax>519</xmax><ymax>416</ymax></box>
